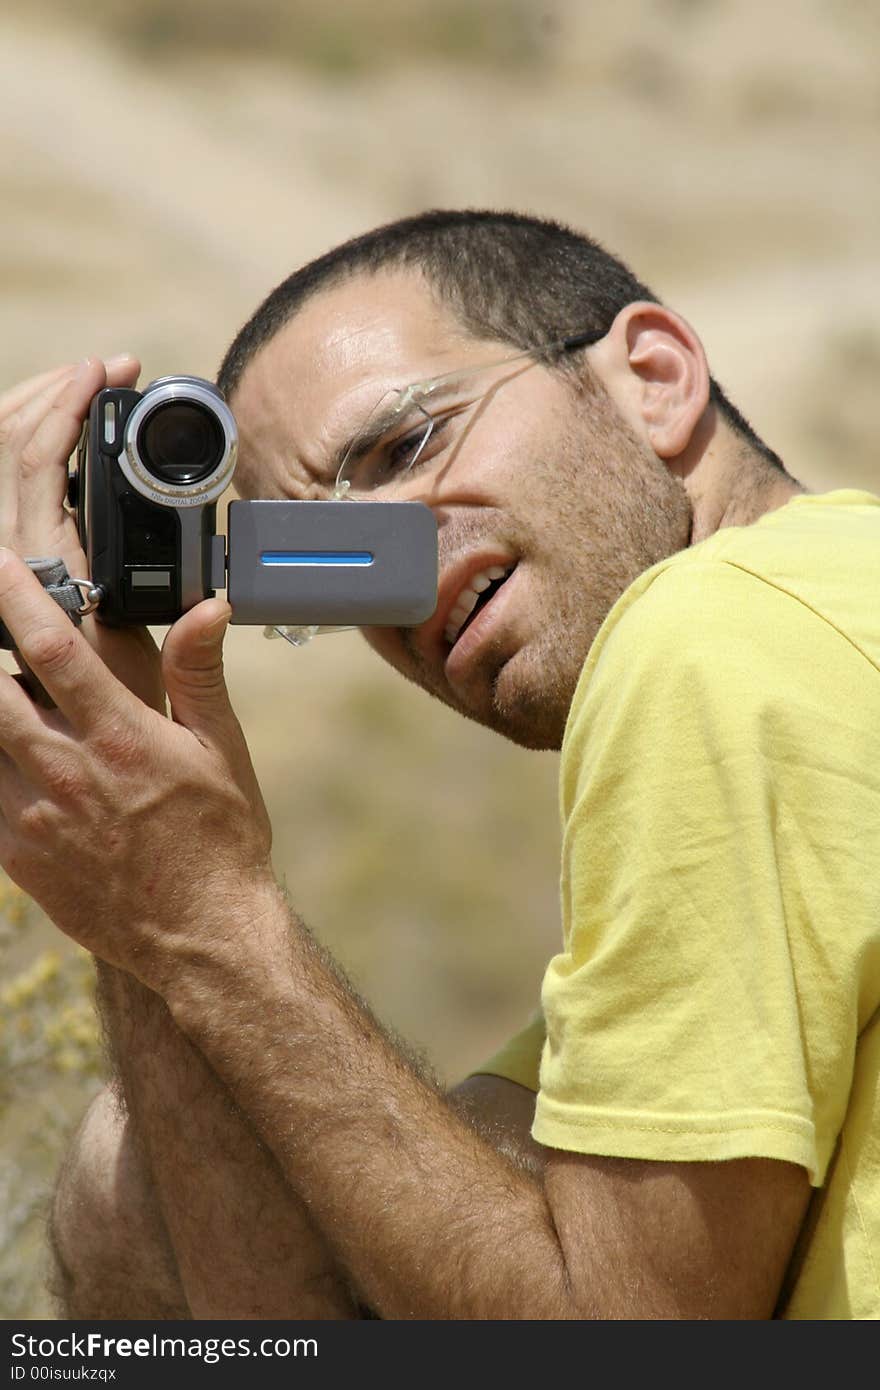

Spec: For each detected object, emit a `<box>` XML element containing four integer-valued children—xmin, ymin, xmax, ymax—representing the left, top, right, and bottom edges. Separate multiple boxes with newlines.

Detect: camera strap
<box><xmin>0</xmin><ymin>557</ymin><xmax>98</xmax><ymax>707</ymax></box>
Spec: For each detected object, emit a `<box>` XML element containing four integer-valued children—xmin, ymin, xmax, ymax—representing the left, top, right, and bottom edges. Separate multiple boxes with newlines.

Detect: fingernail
<box><xmin>74</xmin><ymin>357</ymin><xmax>95</xmax><ymax>381</ymax></box>
<box><xmin>105</xmin><ymin>353</ymin><xmax>135</xmax><ymax>368</ymax></box>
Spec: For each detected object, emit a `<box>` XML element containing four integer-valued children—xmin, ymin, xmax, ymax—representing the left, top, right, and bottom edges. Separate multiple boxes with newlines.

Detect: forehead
<box><xmin>229</xmin><ymin>268</ymin><xmax>476</xmax><ymax>500</ymax></box>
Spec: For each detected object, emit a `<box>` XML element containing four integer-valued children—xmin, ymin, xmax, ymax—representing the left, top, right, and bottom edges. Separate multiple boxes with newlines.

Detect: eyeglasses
<box><xmin>267</xmin><ymin>327</ymin><xmax>604</xmax><ymax>647</ymax></box>
<box><xmin>330</xmin><ymin>327</ymin><xmax>603</xmax><ymax>501</ymax></box>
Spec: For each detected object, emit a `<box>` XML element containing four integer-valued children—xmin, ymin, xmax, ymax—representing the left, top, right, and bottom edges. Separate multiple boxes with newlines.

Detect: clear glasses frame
<box><xmin>267</xmin><ymin>326</ymin><xmax>603</xmax><ymax>647</ymax></box>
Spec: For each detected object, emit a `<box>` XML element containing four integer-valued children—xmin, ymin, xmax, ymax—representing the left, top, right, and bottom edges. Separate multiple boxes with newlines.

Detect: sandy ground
<box><xmin>0</xmin><ymin>0</ymin><xmax>877</xmax><ymax>1315</ymax></box>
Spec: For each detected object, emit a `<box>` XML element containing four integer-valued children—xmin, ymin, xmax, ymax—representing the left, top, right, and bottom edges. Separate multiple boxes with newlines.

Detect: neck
<box><xmin>685</xmin><ymin>425</ymin><xmax>807</xmax><ymax>545</ymax></box>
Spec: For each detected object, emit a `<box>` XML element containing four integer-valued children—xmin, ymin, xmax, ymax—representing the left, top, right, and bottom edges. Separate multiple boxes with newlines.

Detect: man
<box><xmin>0</xmin><ymin>210</ymin><xmax>876</xmax><ymax>1319</ymax></box>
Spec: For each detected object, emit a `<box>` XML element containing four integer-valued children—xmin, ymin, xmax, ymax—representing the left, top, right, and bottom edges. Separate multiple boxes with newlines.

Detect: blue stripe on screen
<box><xmin>260</xmin><ymin>552</ymin><xmax>374</xmax><ymax>566</ymax></box>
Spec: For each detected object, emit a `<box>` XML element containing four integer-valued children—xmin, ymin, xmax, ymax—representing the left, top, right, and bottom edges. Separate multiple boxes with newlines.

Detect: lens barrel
<box><xmin>137</xmin><ymin>401</ymin><xmax>226</xmax><ymax>486</ymax></box>
<box><xmin>120</xmin><ymin>377</ymin><xmax>237</xmax><ymax>506</ymax></box>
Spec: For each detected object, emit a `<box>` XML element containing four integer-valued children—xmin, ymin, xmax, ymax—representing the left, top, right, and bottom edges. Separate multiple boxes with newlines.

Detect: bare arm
<box><xmin>1</xmin><ymin>364</ymin><xmax>353</xmax><ymax>1319</ymax></box>
<box><xmin>163</xmin><ymin>893</ymin><xmax>811</xmax><ymax>1319</ymax></box>
<box><xmin>0</xmin><ymin>549</ymin><xmax>812</xmax><ymax>1320</ymax></box>
<box><xmin>97</xmin><ymin>965</ymin><xmax>357</xmax><ymax>1319</ymax></box>
<box><xmin>1</xmin><ymin>362</ymin><xmax>562</xmax><ymax>1321</ymax></box>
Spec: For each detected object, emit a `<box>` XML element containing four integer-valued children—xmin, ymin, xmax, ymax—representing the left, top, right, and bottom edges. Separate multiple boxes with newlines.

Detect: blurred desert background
<box><xmin>1</xmin><ymin>0</ymin><xmax>878</xmax><ymax>1319</ymax></box>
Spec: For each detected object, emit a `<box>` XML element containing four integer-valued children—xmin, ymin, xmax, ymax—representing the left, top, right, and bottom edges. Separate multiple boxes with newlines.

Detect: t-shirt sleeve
<box><xmin>533</xmin><ymin>559</ymin><xmax>864</xmax><ymax>1184</ymax></box>
<box><xmin>467</xmin><ymin>1007</ymin><xmax>545</xmax><ymax>1092</ymax></box>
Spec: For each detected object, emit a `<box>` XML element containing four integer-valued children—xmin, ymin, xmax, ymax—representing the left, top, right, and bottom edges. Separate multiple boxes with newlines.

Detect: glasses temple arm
<box><xmin>561</xmin><ymin>328</ymin><xmax>605</xmax><ymax>353</ymax></box>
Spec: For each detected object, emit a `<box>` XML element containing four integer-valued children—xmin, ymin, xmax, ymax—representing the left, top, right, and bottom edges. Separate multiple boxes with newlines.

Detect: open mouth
<box><xmin>444</xmin><ymin>564</ymin><xmax>516</xmax><ymax>648</ymax></box>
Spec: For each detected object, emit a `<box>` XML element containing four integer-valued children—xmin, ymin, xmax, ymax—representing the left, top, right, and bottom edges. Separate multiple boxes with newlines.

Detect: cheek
<box><xmin>360</xmin><ymin>625</ymin><xmax>408</xmax><ymax>671</ymax></box>
<box><xmin>360</xmin><ymin>624</ymin><xmax>433</xmax><ymax>688</ymax></box>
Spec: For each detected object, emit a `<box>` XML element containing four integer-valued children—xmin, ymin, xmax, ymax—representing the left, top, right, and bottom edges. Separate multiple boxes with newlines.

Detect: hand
<box><xmin>0</xmin><ymin>551</ymin><xmax>276</xmax><ymax>988</ymax></box>
<box><xmin>0</xmin><ymin>358</ymin><xmax>166</xmax><ymax>710</ymax></box>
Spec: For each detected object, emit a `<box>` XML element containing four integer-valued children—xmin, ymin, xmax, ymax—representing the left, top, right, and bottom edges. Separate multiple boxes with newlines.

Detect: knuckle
<box><xmin>92</xmin><ymin>719</ymin><xmax>143</xmax><ymax>769</ymax></box>
<box><xmin>17</xmin><ymin>796</ymin><xmax>57</xmax><ymax>842</ymax></box>
<box><xmin>42</xmin><ymin>756</ymin><xmax>88</xmax><ymax>805</ymax></box>
<box><xmin>20</xmin><ymin>623</ymin><xmax>79</xmax><ymax>676</ymax></box>
<box><xmin>0</xmin><ymin>413</ymin><xmax>19</xmax><ymax>456</ymax></box>
<box><xmin>177</xmin><ymin>662</ymin><xmax>226</xmax><ymax>693</ymax></box>
<box><xmin>18</xmin><ymin>434</ymin><xmax>47</xmax><ymax>479</ymax></box>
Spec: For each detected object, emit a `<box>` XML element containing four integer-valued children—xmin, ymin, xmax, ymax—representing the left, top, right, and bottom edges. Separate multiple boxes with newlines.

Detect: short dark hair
<box><xmin>217</xmin><ymin>208</ymin><xmax>785</xmax><ymax>471</ymax></box>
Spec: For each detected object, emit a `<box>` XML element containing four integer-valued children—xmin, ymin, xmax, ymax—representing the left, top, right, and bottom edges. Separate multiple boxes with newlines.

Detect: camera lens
<box><xmin>137</xmin><ymin>401</ymin><xmax>225</xmax><ymax>486</ymax></box>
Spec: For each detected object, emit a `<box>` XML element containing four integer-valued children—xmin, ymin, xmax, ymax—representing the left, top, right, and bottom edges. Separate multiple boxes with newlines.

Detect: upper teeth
<box><xmin>444</xmin><ymin>566</ymin><xmax>510</xmax><ymax>646</ymax></box>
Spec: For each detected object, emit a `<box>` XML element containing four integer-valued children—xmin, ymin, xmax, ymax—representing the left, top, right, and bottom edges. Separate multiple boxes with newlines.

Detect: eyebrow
<box><xmin>332</xmin><ymin>382</ymin><xmax>461</xmax><ymax>475</ymax></box>
<box><xmin>329</xmin><ymin>332</ymin><xmax>604</xmax><ymax>479</ymax></box>
<box><xmin>334</xmin><ymin>398</ymin><xmax>408</xmax><ymax>473</ymax></box>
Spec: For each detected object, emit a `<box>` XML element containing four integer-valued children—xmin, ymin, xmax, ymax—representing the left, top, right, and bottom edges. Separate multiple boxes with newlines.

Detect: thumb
<box><xmin>161</xmin><ymin>599</ymin><xmax>236</xmax><ymax>742</ymax></box>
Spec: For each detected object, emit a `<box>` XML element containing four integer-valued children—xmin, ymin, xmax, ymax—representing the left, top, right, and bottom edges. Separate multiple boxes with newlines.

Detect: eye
<box><xmin>387</xmin><ymin>425</ymin><xmax>431</xmax><ymax>473</ymax></box>
<box><xmin>398</xmin><ymin>413</ymin><xmax>462</xmax><ymax>471</ymax></box>
<box><xmin>363</xmin><ymin>427</ymin><xmax>425</xmax><ymax>487</ymax></box>
<box><xmin>367</xmin><ymin>413</ymin><xmax>451</xmax><ymax>487</ymax></box>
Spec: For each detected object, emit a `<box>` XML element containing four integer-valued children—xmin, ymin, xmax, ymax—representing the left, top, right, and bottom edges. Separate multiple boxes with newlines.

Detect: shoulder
<box><xmin>560</xmin><ymin>510</ymin><xmax>876</xmax><ymax>816</ymax></box>
<box><xmin>577</xmin><ymin>488</ymin><xmax>880</xmax><ymax>706</ymax></box>
<box><xmin>563</xmin><ymin>554</ymin><xmax>798</xmax><ymax>772</ymax></box>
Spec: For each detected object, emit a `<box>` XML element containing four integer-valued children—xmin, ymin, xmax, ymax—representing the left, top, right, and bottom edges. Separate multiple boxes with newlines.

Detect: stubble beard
<box><xmin>484</xmin><ymin>398</ymin><xmax>694</xmax><ymax>751</ymax></box>
<box><xmin>398</xmin><ymin>386</ymin><xmax>694</xmax><ymax>752</ymax></box>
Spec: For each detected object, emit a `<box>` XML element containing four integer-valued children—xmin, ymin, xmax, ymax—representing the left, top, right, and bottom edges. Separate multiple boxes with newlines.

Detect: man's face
<box><xmin>231</xmin><ymin>269</ymin><xmax>692</xmax><ymax>750</ymax></box>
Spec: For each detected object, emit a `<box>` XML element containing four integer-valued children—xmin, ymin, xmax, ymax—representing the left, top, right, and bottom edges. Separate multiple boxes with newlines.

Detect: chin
<box><xmin>487</xmin><ymin>697</ymin><xmax>567</xmax><ymax>751</ymax></box>
<box><xmin>486</xmin><ymin>652</ymin><xmax>575</xmax><ymax>751</ymax></box>
<box><xmin>366</xmin><ymin>630</ymin><xmax>574</xmax><ymax>750</ymax></box>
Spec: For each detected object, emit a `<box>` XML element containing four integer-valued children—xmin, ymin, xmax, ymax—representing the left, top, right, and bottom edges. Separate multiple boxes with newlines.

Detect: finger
<box><xmin>1</xmin><ymin>357</ymin><xmax>141</xmax><ymax>568</ymax></box>
<box><xmin>13</xmin><ymin>358</ymin><xmax>109</xmax><ymax>541</ymax></box>
<box><xmin>11</xmin><ymin>660</ymin><xmax>57</xmax><ymax>710</ymax></box>
<box><xmin>161</xmin><ymin>600</ymin><xmax>241</xmax><ymax>749</ymax></box>
<box><xmin>5</xmin><ymin>357</ymin><xmax>138</xmax><ymax>463</ymax></box>
<box><xmin>0</xmin><ymin>355</ymin><xmax>138</xmax><ymax>427</ymax></box>
<box><xmin>0</xmin><ymin>548</ymin><xmax>132</xmax><ymax>736</ymax></box>
<box><xmin>103</xmin><ymin>353</ymin><xmax>141</xmax><ymax>389</ymax></box>
<box><xmin>4</xmin><ymin>369</ymin><xmax>81</xmax><ymax>442</ymax></box>
<box><xmin>10</xmin><ymin>667</ymin><xmax>54</xmax><ymax>709</ymax></box>
<box><xmin>16</xmin><ymin>357</ymin><xmax>141</xmax><ymax>535</ymax></box>
<box><xmin>0</xmin><ymin>364</ymin><xmax>77</xmax><ymax>421</ymax></box>
<box><xmin>0</xmin><ymin>355</ymin><xmax>138</xmax><ymax>425</ymax></box>
<box><xmin>0</xmin><ymin>369</ymin><xmax>77</xmax><ymax>542</ymax></box>
<box><xmin>0</xmin><ymin>666</ymin><xmax>57</xmax><ymax>775</ymax></box>
<box><xmin>0</xmin><ymin>369</ymin><xmax>90</xmax><ymax>568</ymax></box>
<box><xmin>2</xmin><ymin>368</ymin><xmax>86</xmax><ymax>508</ymax></box>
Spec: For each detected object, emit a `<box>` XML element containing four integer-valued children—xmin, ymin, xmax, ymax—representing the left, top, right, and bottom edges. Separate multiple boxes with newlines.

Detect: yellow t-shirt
<box><xmin>475</xmin><ymin>489</ymin><xmax>880</xmax><ymax>1320</ymax></box>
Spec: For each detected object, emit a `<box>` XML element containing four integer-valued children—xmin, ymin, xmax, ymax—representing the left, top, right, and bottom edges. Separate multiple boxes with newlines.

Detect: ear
<box><xmin>604</xmin><ymin>302</ymin><xmax>711</xmax><ymax>460</ymax></box>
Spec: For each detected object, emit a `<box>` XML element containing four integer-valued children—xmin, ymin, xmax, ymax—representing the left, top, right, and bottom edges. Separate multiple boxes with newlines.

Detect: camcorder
<box><xmin>67</xmin><ymin>375</ymin><xmax>438</xmax><ymax>630</ymax></box>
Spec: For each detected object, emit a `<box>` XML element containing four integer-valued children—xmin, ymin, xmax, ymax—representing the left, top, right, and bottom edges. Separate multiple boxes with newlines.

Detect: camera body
<box><xmin>75</xmin><ymin>377</ymin><xmax>236</xmax><ymax>625</ymax></box>
<box><xmin>73</xmin><ymin>377</ymin><xmax>437</xmax><ymax>630</ymax></box>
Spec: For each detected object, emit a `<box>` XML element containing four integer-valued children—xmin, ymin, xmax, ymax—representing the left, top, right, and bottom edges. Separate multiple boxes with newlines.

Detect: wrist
<box><xmin>157</xmin><ymin>868</ymin><xmax>293</xmax><ymax>1028</ymax></box>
